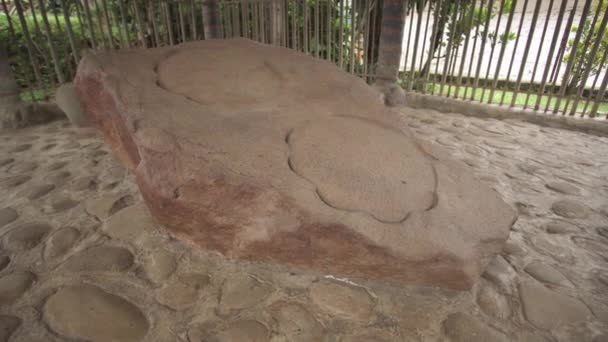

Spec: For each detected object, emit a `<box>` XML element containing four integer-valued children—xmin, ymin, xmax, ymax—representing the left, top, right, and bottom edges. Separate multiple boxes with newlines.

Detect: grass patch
<box><xmin>419</xmin><ymin>83</ymin><xmax>608</xmax><ymax>117</ymax></box>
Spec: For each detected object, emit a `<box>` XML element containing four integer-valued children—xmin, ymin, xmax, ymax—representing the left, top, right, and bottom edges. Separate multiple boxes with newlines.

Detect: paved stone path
<box><xmin>0</xmin><ymin>110</ymin><xmax>607</xmax><ymax>341</ymax></box>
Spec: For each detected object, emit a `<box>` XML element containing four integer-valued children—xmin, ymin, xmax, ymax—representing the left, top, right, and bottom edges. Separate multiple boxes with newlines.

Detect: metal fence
<box><xmin>401</xmin><ymin>0</ymin><xmax>608</xmax><ymax>118</ymax></box>
<box><xmin>1</xmin><ymin>0</ymin><xmax>381</xmax><ymax>101</ymax></box>
<box><xmin>1</xmin><ymin>0</ymin><xmax>607</xmax><ymax>118</ymax></box>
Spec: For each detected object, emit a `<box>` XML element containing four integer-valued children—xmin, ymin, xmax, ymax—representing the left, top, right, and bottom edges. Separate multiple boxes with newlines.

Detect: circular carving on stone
<box><xmin>157</xmin><ymin>47</ymin><xmax>283</xmax><ymax>108</ymax></box>
<box><xmin>288</xmin><ymin>116</ymin><xmax>436</xmax><ymax>222</ymax></box>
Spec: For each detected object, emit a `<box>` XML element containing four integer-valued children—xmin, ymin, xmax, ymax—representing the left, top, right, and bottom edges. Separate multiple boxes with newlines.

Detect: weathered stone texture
<box><xmin>75</xmin><ymin>39</ymin><xmax>516</xmax><ymax>289</ymax></box>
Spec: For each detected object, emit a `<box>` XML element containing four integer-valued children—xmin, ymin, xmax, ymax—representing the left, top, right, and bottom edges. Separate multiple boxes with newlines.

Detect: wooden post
<box><xmin>202</xmin><ymin>0</ymin><xmax>221</xmax><ymax>39</ymax></box>
<box><xmin>374</xmin><ymin>0</ymin><xmax>407</xmax><ymax>106</ymax></box>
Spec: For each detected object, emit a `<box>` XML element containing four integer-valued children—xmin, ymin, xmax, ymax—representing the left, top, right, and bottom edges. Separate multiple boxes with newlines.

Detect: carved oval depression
<box><xmin>288</xmin><ymin>116</ymin><xmax>436</xmax><ymax>223</ymax></box>
<box><xmin>156</xmin><ymin>47</ymin><xmax>283</xmax><ymax>108</ymax></box>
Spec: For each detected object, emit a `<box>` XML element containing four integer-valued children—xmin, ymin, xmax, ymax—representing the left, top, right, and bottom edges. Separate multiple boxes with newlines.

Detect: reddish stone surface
<box><xmin>76</xmin><ymin>39</ymin><xmax>516</xmax><ymax>289</ymax></box>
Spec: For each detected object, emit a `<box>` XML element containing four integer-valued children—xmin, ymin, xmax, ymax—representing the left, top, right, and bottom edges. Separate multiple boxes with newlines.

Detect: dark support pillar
<box><xmin>373</xmin><ymin>0</ymin><xmax>407</xmax><ymax>106</ymax></box>
<box><xmin>202</xmin><ymin>0</ymin><xmax>221</xmax><ymax>39</ymax></box>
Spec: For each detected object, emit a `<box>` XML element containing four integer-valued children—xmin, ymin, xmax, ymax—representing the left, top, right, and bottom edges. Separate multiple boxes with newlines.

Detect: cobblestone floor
<box><xmin>0</xmin><ymin>109</ymin><xmax>607</xmax><ymax>341</ymax></box>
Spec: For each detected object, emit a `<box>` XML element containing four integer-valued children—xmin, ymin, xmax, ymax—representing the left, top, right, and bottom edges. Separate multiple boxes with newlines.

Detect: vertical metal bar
<box><xmin>590</xmin><ymin>67</ymin><xmax>608</xmax><ymax>117</ymax></box>
<box><xmin>510</xmin><ymin>0</ymin><xmax>541</xmax><ymax>107</ymax></box>
<box><xmin>59</xmin><ymin>0</ymin><xmax>79</xmax><ymax>64</ymax></box>
<box><xmin>262</xmin><ymin>1</ymin><xmax>268</xmax><ymax>43</ymax></box>
<box><xmin>350</xmin><ymin>0</ymin><xmax>357</xmax><ymax>73</ymax></box>
<box><xmin>134</xmin><ymin>0</ymin><xmax>148</xmax><ymax>47</ymax></box>
<box><xmin>552</xmin><ymin>0</ymin><xmax>592</xmax><ymax>114</ymax></box>
<box><xmin>149</xmin><ymin>0</ymin><xmax>160</xmax><ymax>46</ymax></box>
<box><xmin>251</xmin><ymin>0</ymin><xmax>259</xmax><ymax>41</ymax></box>
<box><xmin>165</xmin><ymin>1</ymin><xmax>175</xmax><ymax>45</ymax></box>
<box><xmin>52</xmin><ymin>4</ymin><xmax>63</xmax><ymax>36</ymax></box>
<box><xmin>243</xmin><ymin>0</ymin><xmax>251</xmax><ymax>39</ymax></box>
<box><xmin>522</xmin><ymin>0</ymin><xmax>554</xmax><ymax>109</ymax></box>
<box><xmin>440</xmin><ymin>0</ymin><xmax>461</xmax><ymax>96</ymax></box>
<box><xmin>304</xmin><ymin>0</ymin><xmax>309</xmax><ymax>53</ymax></box>
<box><xmin>564</xmin><ymin>0</ymin><xmax>602</xmax><ymax>115</ymax></box>
<box><xmin>258</xmin><ymin>1</ymin><xmax>263</xmax><ymax>42</ymax></box>
<box><xmin>403</xmin><ymin>1</ymin><xmax>413</xmax><ymax>86</ymax></box>
<box><xmin>327</xmin><ymin>0</ymin><xmax>332</xmax><ymax>60</ymax></box>
<box><xmin>418</xmin><ymin>1</ymin><xmax>432</xmax><ymax>73</ymax></box>
<box><xmin>219</xmin><ymin>0</ymin><xmax>225</xmax><ymax>39</ymax></box>
<box><xmin>315</xmin><ymin>0</ymin><xmax>320</xmax><ymax>57</ymax></box>
<box><xmin>245</xmin><ymin>1</ymin><xmax>255</xmax><ymax>38</ymax></box>
<box><xmin>534</xmin><ymin>0</ymin><xmax>567</xmax><ymax>110</ymax></box>
<box><xmin>222</xmin><ymin>2</ymin><xmax>231</xmax><ymax>38</ymax></box>
<box><xmin>447</xmin><ymin>4</ymin><xmax>465</xmax><ymax>81</ymax></box>
<box><xmin>83</xmin><ymin>0</ymin><xmax>98</xmax><ymax>48</ymax></box>
<box><xmin>362</xmin><ymin>0</ymin><xmax>371</xmax><ymax>80</ymax></box>
<box><xmin>191</xmin><ymin>0</ymin><xmax>198</xmax><ymax>39</ymax></box>
<box><xmin>93</xmin><ymin>0</ymin><xmax>108</xmax><ymax>48</ymax></box>
<box><xmin>2</xmin><ymin>0</ymin><xmax>36</xmax><ymax>101</ymax></box>
<box><xmin>231</xmin><ymin>1</ymin><xmax>240</xmax><ymax>38</ymax></box>
<box><xmin>583</xmin><ymin>48</ymin><xmax>608</xmax><ymax>115</ymax></box>
<box><xmin>178</xmin><ymin>0</ymin><xmax>186</xmax><ymax>42</ymax></box>
<box><xmin>423</xmin><ymin>0</ymin><xmax>442</xmax><ymax>93</ymax></box>
<box><xmin>408</xmin><ymin>2</ymin><xmax>423</xmax><ymax>90</ymax></box>
<box><xmin>561</xmin><ymin>0</ymin><xmax>602</xmax><ymax>115</ymax></box>
<box><xmin>454</xmin><ymin>0</ymin><xmax>477</xmax><ymax>98</ymax></box>
<box><xmin>464</xmin><ymin>0</ymin><xmax>485</xmax><ymax>98</ymax></box>
<box><xmin>369</xmin><ymin>0</ymin><xmax>378</xmax><ymax>77</ymax></box>
<box><xmin>101</xmin><ymin>0</ymin><xmax>114</xmax><ymax>48</ymax></box>
<box><xmin>14</xmin><ymin>0</ymin><xmax>46</xmax><ymax>96</ymax></box>
<box><xmin>118</xmin><ymin>0</ymin><xmax>130</xmax><ymax>48</ymax></box>
<box><xmin>284</xmin><ymin>0</ymin><xmax>289</xmax><ymax>46</ymax></box>
<box><xmin>74</xmin><ymin>0</ymin><xmax>86</xmax><ymax>42</ymax></box>
<box><xmin>73</xmin><ymin>0</ymin><xmax>86</xmax><ymax>36</ymax></box>
<box><xmin>570</xmin><ymin>2</ymin><xmax>608</xmax><ymax>116</ymax></box>
<box><xmin>479</xmin><ymin>0</ymin><xmax>505</xmax><ymax>102</ymax></box>
<box><xmin>470</xmin><ymin>0</ymin><xmax>495</xmax><ymax>100</ymax></box>
<box><xmin>38</xmin><ymin>0</ymin><xmax>65</xmax><ymax>83</ymax></box>
<box><xmin>226</xmin><ymin>1</ymin><xmax>236</xmax><ymax>38</ymax></box>
<box><xmin>489</xmin><ymin>0</ymin><xmax>516</xmax><ymax>103</ymax></box>
<box><xmin>431</xmin><ymin>1</ymin><xmax>449</xmax><ymax>95</ymax></box>
<box><xmin>544</xmin><ymin>0</ymin><xmax>579</xmax><ymax>112</ymax></box>
<box><xmin>115</xmin><ymin>1</ymin><xmax>125</xmax><ymax>45</ymax></box>
<box><xmin>338</xmin><ymin>0</ymin><xmax>344</xmax><ymax>66</ymax></box>
<box><xmin>291</xmin><ymin>0</ymin><xmax>297</xmax><ymax>49</ymax></box>
<box><xmin>27</xmin><ymin>0</ymin><xmax>42</xmax><ymax>34</ymax></box>
<box><xmin>200</xmin><ymin>0</ymin><xmax>206</xmax><ymax>39</ymax></box>
<box><xmin>1</xmin><ymin>0</ymin><xmax>15</xmax><ymax>39</ymax></box>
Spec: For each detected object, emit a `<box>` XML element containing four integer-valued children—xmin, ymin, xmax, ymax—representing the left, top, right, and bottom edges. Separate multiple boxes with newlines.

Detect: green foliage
<box><xmin>445</xmin><ymin>0</ymin><xmax>515</xmax><ymax>48</ymax></box>
<box><xmin>1</xmin><ymin>0</ymin><xmax>142</xmax><ymax>99</ymax></box>
<box><xmin>1</xmin><ymin>10</ymin><xmax>87</xmax><ymax>94</ymax></box>
<box><xmin>417</xmin><ymin>0</ymin><xmax>517</xmax><ymax>85</ymax></box>
<box><xmin>564</xmin><ymin>2</ymin><xmax>607</xmax><ymax>92</ymax></box>
<box><xmin>287</xmin><ymin>0</ymin><xmax>352</xmax><ymax>64</ymax></box>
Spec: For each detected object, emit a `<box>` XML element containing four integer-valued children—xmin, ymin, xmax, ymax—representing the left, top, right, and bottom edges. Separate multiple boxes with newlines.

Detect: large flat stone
<box><xmin>75</xmin><ymin>39</ymin><xmax>516</xmax><ymax>289</ymax></box>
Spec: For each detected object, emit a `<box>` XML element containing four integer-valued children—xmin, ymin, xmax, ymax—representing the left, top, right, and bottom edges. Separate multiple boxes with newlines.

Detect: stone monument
<box><xmin>76</xmin><ymin>39</ymin><xmax>516</xmax><ymax>289</ymax></box>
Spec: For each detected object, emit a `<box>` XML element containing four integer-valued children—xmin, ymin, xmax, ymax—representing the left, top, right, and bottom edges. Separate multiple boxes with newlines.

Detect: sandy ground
<box><xmin>0</xmin><ymin>108</ymin><xmax>607</xmax><ymax>341</ymax></box>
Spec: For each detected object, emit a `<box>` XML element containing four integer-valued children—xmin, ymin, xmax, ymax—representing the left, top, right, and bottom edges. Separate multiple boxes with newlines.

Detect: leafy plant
<box><xmin>420</xmin><ymin>0</ymin><xmax>516</xmax><ymax>78</ymax></box>
<box><xmin>563</xmin><ymin>1</ymin><xmax>607</xmax><ymax>94</ymax></box>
